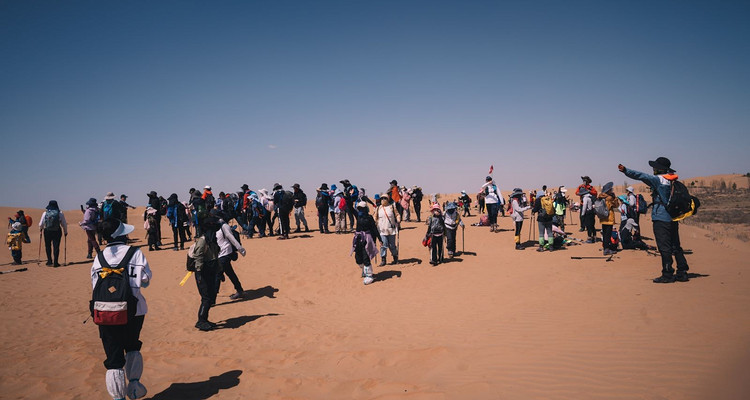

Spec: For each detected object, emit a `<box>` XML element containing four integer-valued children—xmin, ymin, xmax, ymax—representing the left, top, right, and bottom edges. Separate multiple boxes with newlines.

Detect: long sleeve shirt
<box><xmin>39</xmin><ymin>211</ymin><xmax>68</xmax><ymax>235</ymax></box>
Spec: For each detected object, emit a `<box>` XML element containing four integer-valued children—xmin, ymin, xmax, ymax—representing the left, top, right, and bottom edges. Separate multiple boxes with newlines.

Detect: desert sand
<box><xmin>1</xmin><ymin>178</ymin><xmax>749</xmax><ymax>399</ymax></box>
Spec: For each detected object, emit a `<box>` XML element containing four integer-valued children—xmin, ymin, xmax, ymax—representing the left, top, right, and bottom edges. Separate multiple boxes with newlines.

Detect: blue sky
<box><xmin>2</xmin><ymin>0</ymin><xmax>748</xmax><ymax>209</ymax></box>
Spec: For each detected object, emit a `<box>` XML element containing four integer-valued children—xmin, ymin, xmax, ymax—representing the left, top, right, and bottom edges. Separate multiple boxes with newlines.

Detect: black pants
<box><xmin>264</xmin><ymin>212</ymin><xmax>274</xmax><ymax>235</ymax></box>
<box><xmin>278</xmin><ymin>208</ymin><xmax>292</xmax><ymax>236</ymax></box>
<box><xmin>515</xmin><ymin>221</ymin><xmax>523</xmax><ymax>237</ymax></box>
<box><xmin>346</xmin><ymin>201</ymin><xmax>355</xmax><ymax>228</ymax></box>
<box><xmin>172</xmin><ymin>226</ymin><xmax>187</xmax><ymax>249</ymax></box>
<box><xmin>195</xmin><ymin>261</ymin><xmax>218</xmax><ymax>323</ymax></box>
<box><xmin>318</xmin><ymin>207</ymin><xmax>329</xmax><ymax>232</ymax></box>
<box><xmin>430</xmin><ymin>234</ymin><xmax>444</xmax><ymax>263</ymax></box>
<box><xmin>583</xmin><ymin>213</ymin><xmax>596</xmax><ymax>239</ymax></box>
<box><xmin>478</xmin><ymin>201</ymin><xmax>485</xmax><ymax>214</ymax></box>
<box><xmin>487</xmin><ymin>203</ymin><xmax>499</xmax><ymax>225</ymax></box>
<box><xmin>43</xmin><ymin>229</ymin><xmax>62</xmax><ymax>264</ymax></box>
<box><xmin>601</xmin><ymin>224</ymin><xmax>616</xmax><ymax>250</ymax></box>
<box><xmin>446</xmin><ymin>228</ymin><xmax>457</xmax><ymax>254</ymax></box>
<box><xmin>653</xmin><ymin>220</ymin><xmax>689</xmax><ymax>276</ymax></box>
<box><xmin>414</xmin><ymin>201</ymin><xmax>421</xmax><ymax>222</ymax></box>
<box><xmin>216</xmin><ymin>255</ymin><xmax>243</xmax><ymax>294</ymax></box>
<box><xmin>99</xmin><ymin>315</ymin><xmax>144</xmax><ymax>369</ymax></box>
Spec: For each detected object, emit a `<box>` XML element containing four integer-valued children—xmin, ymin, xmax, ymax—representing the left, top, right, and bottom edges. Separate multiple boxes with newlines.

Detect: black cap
<box><xmin>648</xmin><ymin>157</ymin><xmax>676</xmax><ymax>173</ymax></box>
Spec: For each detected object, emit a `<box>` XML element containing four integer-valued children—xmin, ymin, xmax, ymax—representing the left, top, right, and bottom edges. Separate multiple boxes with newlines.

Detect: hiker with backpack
<box><xmin>315</xmin><ymin>183</ymin><xmax>332</xmax><ymax>234</ymax></box>
<box><xmin>412</xmin><ymin>186</ymin><xmax>424</xmax><ymax>222</ymax></box>
<box><xmin>292</xmin><ymin>183</ymin><xmax>310</xmax><ymax>233</ymax></box>
<box><xmin>210</xmin><ymin>209</ymin><xmax>247</xmax><ymax>301</ymax></box>
<box><xmin>351</xmin><ymin>201</ymin><xmax>382</xmax><ymax>285</ymax></box>
<box><xmin>8</xmin><ymin>210</ymin><xmax>31</xmax><ymax>243</ymax></box>
<box><xmin>375</xmin><ymin>196</ymin><xmax>401</xmax><ymax>266</ymax></box>
<box><xmin>619</xmin><ymin>157</ymin><xmax>693</xmax><ymax>283</ymax></box>
<box><xmin>247</xmin><ymin>192</ymin><xmax>267</xmax><ymax>238</ymax></box>
<box><xmin>341</xmin><ymin>180</ymin><xmax>359</xmax><ymax>230</ymax></box>
<box><xmin>510</xmin><ymin>188</ymin><xmax>531</xmax><ymax>250</ymax></box>
<box><xmin>481</xmin><ymin>176</ymin><xmax>502</xmax><ymax>232</ymax></box>
<box><xmin>596</xmin><ymin>182</ymin><xmax>619</xmax><ymax>256</ymax></box>
<box><xmin>617</xmin><ymin>195</ymin><xmax>635</xmax><ymax>232</ymax></box>
<box><xmin>443</xmin><ymin>202</ymin><xmax>464</xmax><ymax>258</ymax></box>
<box><xmin>575</xmin><ymin>176</ymin><xmax>598</xmax><ymax>232</ymax></box>
<box><xmin>258</xmin><ymin>188</ymin><xmax>275</xmax><ymax>237</ymax></box>
<box><xmin>39</xmin><ymin>200</ymin><xmax>68</xmax><ymax>267</ymax></box>
<box><xmin>333</xmin><ymin>187</ymin><xmax>347</xmax><ymax>234</ymax></box>
<box><xmin>531</xmin><ymin>192</ymin><xmax>556</xmax><ymax>252</ymax></box>
<box><xmin>90</xmin><ymin>218</ymin><xmax>151</xmax><ymax>400</ymax></box>
<box><xmin>202</xmin><ymin>186</ymin><xmax>215</xmax><ymax>210</ymax></box>
<box><xmin>459</xmin><ymin>191</ymin><xmax>472</xmax><ymax>217</ymax></box>
<box><xmin>80</xmin><ymin>198</ymin><xmax>102</xmax><ymax>259</ymax></box>
<box><xmin>143</xmin><ymin>207</ymin><xmax>161</xmax><ymax>251</ymax></box>
<box><xmin>166</xmin><ymin>194</ymin><xmax>189</xmax><ymax>251</ymax></box>
<box><xmin>553</xmin><ymin>187</ymin><xmax>568</xmax><ymax>231</ymax></box>
<box><xmin>191</xmin><ymin>217</ymin><xmax>222</xmax><ymax>330</ymax></box>
<box><xmin>579</xmin><ymin>188</ymin><xmax>597</xmax><ymax>243</ymax></box>
<box><xmin>102</xmin><ymin>192</ymin><xmax>124</xmax><ymax>222</ymax></box>
<box><xmin>272</xmin><ymin>183</ymin><xmax>295</xmax><ymax>240</ymax></box>
<box><xmin>146</xmin><ymin>191</ymin><xmax>163</xmax><ymax>247</ymax></box>
<box><xmin>7</xmin><ymin>222</ymin><xmax>24</xmax><ymax>264</ymax></box>
<box><xmin>425</xmin><ymin>203</ymin><xmax>446</xmax><ymax>265</ymax></box>
<box><xmin>190</xmin><ymin>190</ymin><xmax>207</xmax><ymax>238</ymax></box>
<box><xmin>388</xmin><ymin>180</ymin><xmax>403</xmax><ymax>219</ymax></box>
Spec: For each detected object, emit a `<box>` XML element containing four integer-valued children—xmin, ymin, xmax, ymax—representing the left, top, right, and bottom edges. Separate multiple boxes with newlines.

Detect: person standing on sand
<box><xmin>575</xmin><ymin>176</ymin><xmax>597</xmax><ymax>232</ymax></box>
<box><xmin>192</xmin><ymin>217</ymin><xmax>221</xmax><ymax>331</ymax></box>
<box><xmin>211</xmin><ymin>209</ymin><xmax>247</xmax><ymax>301</ymax></box>
<box><xmin>579</xmin><ymin>188</ymin><xmax>596</xmax><ymax>243</ymax></box>
<box><xmin>375</xmin><ymin>196</ymin><xmax>400</xmax><ymax>266</ymax></box>
<box><xmin>39</xmin><ymin>200</ymin><xmax>68</xmax><ymax>267</ymax></box>
<box><xmin>481</xmin><ymin>176</ymin><xmax>501</xmax><ymax>232</ymax></box>
<box><xmin>510</xmin><ymin>188</ymin><xmax>530</xmax><ymax>250</ymax></box>
<box><xmin>412</xmin><ymin>186</ymin><xmax>423</xmax><ymax>222</ymax></box>
<box><xmin>619</xmin><ymin>157</ymin><xmax>691</xmax><ymax>283</ymax></box>
<box><xmin>315</xmin><ymin>183</ymin><xmax>332</xmax><ymax>234</ymax></box>
<box><xmin>425</xmin><ymin>203</ymin><xmax>446</xmax><ymax>265</ymax></box>
<box><xmin>597</xmin><ymin>182</ymin><xmax>618</xmax><ymax>256</ymax></box>
<box><xmin>292</xmin><ymin>183</ymin><xmax>310</xmax><ymax>233</ymax></box>
<box><xmin>166</xmin><ymin>194</ymin><xmax>188</xmax><ymax>250</ymax></box>
<box><xmin>388</xmin><ymin>180</ymin><xmax>403</xmax><ymax>218</ymax></box>
<box><xmin>81</xmin><ymin>198</ymin><xmax>102</xmax><ymax>259</ymax></box>
<box><xmin>91</xmin><ymin>218</ymin><xmax>151</xmax><ymax>400</ymax></box>
<box><xmin>351</xmin><ymin>201</ymin><xmax>381</xmax><ymax>285</ymax></box>
<box><xmin>119</xmin><ymin>195</ymin><xmax>136</xmax><ymax>224</ymax></box>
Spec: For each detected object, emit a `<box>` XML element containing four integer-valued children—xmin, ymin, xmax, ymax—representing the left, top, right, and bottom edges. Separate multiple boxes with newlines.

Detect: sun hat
<box><xmin>445</xmin><ymin>202</ymin><xmax>458</xmax><ymax>210</ymax></box>
<box><xmin>319</xmin><ymin>183</ymin><xmax>329</xmax><ymax>191</ymax></box>
<box><xmin>292</xmin><ymin>183</ymin><xmax>300</xmax><ymax>189</ymax></box>
<box><xmin>120</xmin><ymin>194</ymin><xmax>128</xmax><ymax>199</ymax></box>
<box><xmin>648</xmin><ymin>157</ymin><xmax>676</xmax><ymax>173</ymax></box>
<box><xmin>241</xmin><ymin>184</ymin><xmax>249</xmax><ymax>191</ymax></box>
<box><xmin>110</xmin><ymin>221</ymin><xmax>135</xmax><ymax>238</ymax></box>
<box><xmin>511</xmin><ymin>188</ymin><xmax>524</xmax><ymax>197</ymax></box>
<box><xmin>626</xmin><ymin>186</ymin><xmax>634</xmax><ymax>193</ymax></box>
<box><xmin>624</xmin><ymin>218</ymin><xmax>639</xmax><ymax>231</ymax></box>
<box><xmin>390</xmin><ymin>179</ymin><xmax>398</xmax><ymax>185</ymax></box>
<box><xmin>618</xmin><ymin>195</ymin><xmax>628</xmax><ymax>202</ymax></box>
<box><xmin>485</xmin><ymin>176</ymin><xmax>492</xmax><ymax>182</ymax></box>
<box><xmin>147</xmin><ymin>191</ymin><xmax>157</xmax><ymax>197</ymax></box>
<box><xmin>602</xmin><ymin>182</ymin><xmax>614</xmax><ymax>193</ymax></box>
<box><xmin>430</xmin><ymin>203</ymin><xmax>441</xmax><ymax>211</ymax></box>
<box><xmin>104</xmin><ymin>192</ymin><xmax>115</xmax><ymax>200</ymax></box>
<box><xmin>273</xmin><ymin>183</ymin><xmax>282</xmax><ymax>190</ymax></box>
<box><xmin>86</xmin><ymin>198</ymin><xmax>98</xmax><ymax>207</ymax></box>
<box><xmin>461</xmin><ymin>190</ymin><xmax>466</xmax><ymax>194</ymax></box>
<box><xmin>204</xmin><ymin>185</ymin><xmax>211</xmax><ymax>190</ymax></box>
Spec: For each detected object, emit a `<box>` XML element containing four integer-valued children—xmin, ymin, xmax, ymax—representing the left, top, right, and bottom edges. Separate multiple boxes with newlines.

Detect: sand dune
<box><xmin>1</xmin><ymin>178</ymin><xmax>749</xmax><ymax>399</ymax></box>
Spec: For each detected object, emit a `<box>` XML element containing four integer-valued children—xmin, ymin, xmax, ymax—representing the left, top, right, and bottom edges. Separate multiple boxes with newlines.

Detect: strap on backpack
<box><xmin>96</xmin><ymin>246</ymin><xmax>138</xmax><ymax>278</ymax></box>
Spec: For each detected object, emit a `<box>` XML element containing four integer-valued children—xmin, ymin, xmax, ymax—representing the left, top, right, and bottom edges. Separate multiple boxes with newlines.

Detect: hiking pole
<box><xmin>37</xmin><ymin>231</ymin><xmax>42</xmax><ymax>266</ymax></box>
<box><xmin>462</xmin><ymin>225</ymin><xmax>465</xmax><ymax>254</ymax></box>
<box><xmin>64</xmin><ymin>234</ymin><xmax>67</xmax><ymax>265</ymax></box>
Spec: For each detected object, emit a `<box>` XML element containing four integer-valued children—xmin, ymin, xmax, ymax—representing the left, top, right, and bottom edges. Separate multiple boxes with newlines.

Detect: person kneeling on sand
<box><xmin>351</xmin><ymin>202</ymin><xmax>381</xmax><ymax>285</ymax></box>
<box><xmin>91</xmin><ymin>218</ymin><xmax>152</xmax><ymax>400</ymax></box>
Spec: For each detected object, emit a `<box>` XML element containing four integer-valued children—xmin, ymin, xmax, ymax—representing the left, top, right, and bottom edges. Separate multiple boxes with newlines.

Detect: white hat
<box><xmin>204</xmin><ymin>185</ymin><xmax>211</xmax><ymax>190</ymax></box>
<box><xmin>624</xmin><ymin>218</ymin><xmax>639</xmax><ymax>231</ymax></box>
<box><xmin>627</xmin><ymin>186</ymin><xmax>634</xmax><ymax>193</ymax></box>
<box><xmin>111</xmin><ymin>221</ymin><xmax>135</xmax><ymax>238</ymax></box>
<box><xmin>356</xmin><ymin>201</ymin><xmax>367</xmax><ymax>209</ymax></box>
<box><xmin>11</xmin><ymin>222</ymin><xmax>22</xmax><ymax>231</ymax></box>
<box><xmin>104</xmin><ymin>192</ymin><xmax>116</xmax><ymax>200</ymax></box>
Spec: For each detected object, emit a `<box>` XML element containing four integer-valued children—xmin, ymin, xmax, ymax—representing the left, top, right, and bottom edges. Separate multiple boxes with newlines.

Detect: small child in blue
<box><xmin>6</xmin><ymin>222</ymin><xmax>24</xmax><ymax>264</ymax></box>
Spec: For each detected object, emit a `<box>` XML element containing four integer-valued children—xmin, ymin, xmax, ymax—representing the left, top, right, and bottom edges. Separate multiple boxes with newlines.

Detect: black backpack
<box><xmin>665</xmin><ymin>181</ymin><xmax>700</xmax><ymax>220</ymax></box>
<box><xmin>429</xmin><ymin>215</ymin><xmax>445</xmax><ymax>235</ymax></box>
<box><xmin>204</xmin><ymin>193</ymin><xmax>216</xmax><ymax>210</ymax></box>
<box><xmin>635</xmin><ymin>194</ymin><xmax>648</xmax><ymax>215</ymax></box>
<box><xmin>297</xmin><ymin>192</ymin><xmax>308</xmax><ymax>208</ymax></box>
<box><xmin>90</xmin><ymin>247</ymin><xmax>138</xmax><ymax>326</ymax></box>
<box><xmin>281</xmin><ymin>190</ymin><xmax>295</xmax><ymax>210</ymax></box>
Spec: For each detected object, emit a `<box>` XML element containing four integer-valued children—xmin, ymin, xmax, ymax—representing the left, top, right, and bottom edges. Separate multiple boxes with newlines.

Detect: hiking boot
<box><xmin>277</xmin><ymin>236</ymin><xmax>287</xmax><ymax>240</ymax></box>
<box><xmin>86</xmin><ymin>253</ymin><xmax>93</xmax><ymax>259</ymax></box>
<box><xmin>585</xmin><ymin>239</ymin><xmax>594</xmax><ymax>244</ymax></box>
<box><xmin>675</xmin><ymin>272</ymin><xmax>689</xmax><ymax>282</ymax></box>
<box><xmin>379</xmin><ymin>258</ymin><xmax>386</xmax><ymax>267</ymax></box>
<box><xmin>294</xmin><ymin>228</ymin><xmax>301</xmax><ymax>233</ymax></box>
<box><xmin>195</xmin><ymin>321</ymin><xmax>214</xmax><ymax>331</ymax></box>
<box><xmin>305</xmin><ymin>227</ymin><xmax>310</xmax><ymax>232</ymax></box>
<box><xmin>229</xmin><ymin>292</ymin><xmax>244</xmax><ymax>300</ymax></box>
<box><xmin>53</xmin><ymin>263</ymin><xmax>60</xmax><ymax>268</ymax></box>
<box><xmin>391</xmin><ymin>256</ymin><xmax>398</xmax><ymax>264</ymax></box>
<box><xmin>45</xmin><ymin>261</ymin><xmax>53</xmax><ymax>266</ymax></box>
<box><xmin>653</xmin><ymin>275</ymin><xmax>676</xmax><ymax>284</ymax></box>
<box><xmin>173</xmin><ymin>247</ymin><xmax>179</xmax><ymax>251</ymax></box>
<box><xmin>536</xmin><ymin>246</ymin><xmax>546</xmax><ymax>252</ymax></box>
<box><xmin>515</xmin><ymin>244</ymin><xmax>524</xmax><ymax>250</ymax></box>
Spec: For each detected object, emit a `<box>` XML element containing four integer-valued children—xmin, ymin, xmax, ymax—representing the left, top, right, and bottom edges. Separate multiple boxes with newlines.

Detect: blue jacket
<box><xmin>622</xmin><ymin>167</ymin><xmax>677</xmax><ymax>222</ymax></box>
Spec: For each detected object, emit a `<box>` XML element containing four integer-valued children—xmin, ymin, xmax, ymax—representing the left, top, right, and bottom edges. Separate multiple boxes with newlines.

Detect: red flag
<box><xmin>488</xmin><ymin>165</ymin><xmax>494</xmax><ymax>174</ymax></box>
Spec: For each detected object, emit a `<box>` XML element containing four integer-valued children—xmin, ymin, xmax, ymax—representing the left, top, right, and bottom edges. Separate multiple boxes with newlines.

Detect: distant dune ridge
<box><xmin>1</xmin><ymin>174</ymin><xmax>749</xmax><ymax>399</ymax></box>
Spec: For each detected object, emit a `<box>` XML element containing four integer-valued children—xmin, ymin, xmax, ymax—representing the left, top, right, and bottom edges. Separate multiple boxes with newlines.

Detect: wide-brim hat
<box><xmin>86</xmin><ymin>198</ymin><xmax>98</xmax><ymax>207</ymax></box>
<box><xmin>292</xmin><ymin>183</ymin><xmax>300</xmax><ymax>189</ymax></box>
<box><xmin>581</xmin><ymin>176</ymin><xmax>592</xmax><ymax>183</ymax></box>
<box><xmin>445</xmin><ymin>202</ymin><xmax>458</xmax><ymax>210</ymax></box>
<box><xmin>511</xmin><ymin>188</ymin><xmax>524</xmax><ymax>197</ymax></box>
<box><xmin>273</xmin><ymin>183</ymin><xmax>282</xmax><ymax>190</ymax></box>
<box><xmin>626</xmin><ymin>186</ymin><xmax>634</xmax><ymax>193</ymax></box>
<box><xmin>241</xmin><ymin>184</ymin><xmax>249</xmax><ymax>190</ymax></box>
<box><xmin>104</xmin><ymin>192</ymin><xmax>115</xmax><ymax>200</ymax></box>
<box><xmin>120</xmin><ymin>194</ymin><xmax>128</xmax><ymax>199</ymax></box>
<box><xmin>430</xmin><ymin>203</ymin><xmax>441</xmax><ymax>211</ymax></box>
<box><xmin>204</xmin><ymin>185</ymin><xmax>211</xmax><ymax>190</ymax></box>
<box><xmin>319</xmin><ymin>183</ymin><xmax>329</xmax><ymax>191</ymax></box>
<box><xmin>147</xmin><ymin>191</ymin><xmax>157</xmax><ymax>197</ymax></box>
<box><xmin>649</xmin><ymin>157</ymin><xmax>675</xmax><ymax>173</ymax></box>
<box><xmin>390</xmin><ymin>180</ymin><xmax>398</xmax><ymax>185</ymax></box>
<box><xmin>618</xmin><ymin>195</ymin><xmax>628</xmax><ymax>202</ymax></box>
<box><xmin>111</xmin><ymin>221</ymin><xmax>135</xmax><ymax>238</ymax></box>
<box><xmin>168</xmin><ymin>193</ymin><xmax>178</xmax><ymax>200</ymax></box>
<box><xmin>624</xmin><ymin>218</ymin><xmax>639</xmax><ymax>231</ymax></box>
<box><xmin>356</xmin><ymin>201</ymin><xmax>367</xmax><ymax>209</ymax></box>
<box><xmin>602</xmin><ymin>182</ymin><xmax>614</xmax><ymax>193</ymax></box>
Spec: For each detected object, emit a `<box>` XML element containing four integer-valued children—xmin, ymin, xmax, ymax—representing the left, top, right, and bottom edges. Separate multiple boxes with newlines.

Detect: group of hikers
<box><xmin>4</xmin><ymin>156</ymin><xmax>696</xmax><ymax>400</ymax></box>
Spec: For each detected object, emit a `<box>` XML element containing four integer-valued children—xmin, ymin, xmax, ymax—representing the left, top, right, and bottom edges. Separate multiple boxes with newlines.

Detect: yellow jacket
<box><xmin>597</xmin><ymin>192</ymin><xmax>617</xmax><ymax>225</ymax></box>
<box><xmin>6</xmin><ymin>232</ymin><xmax>23</xmax><ymax>251</ymax></box>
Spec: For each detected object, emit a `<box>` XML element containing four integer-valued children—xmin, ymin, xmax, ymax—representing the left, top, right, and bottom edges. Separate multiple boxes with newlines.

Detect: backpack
<box><xmin>666</xmin><ymin>181</ymin><xmax>700</xmax><ymax>221</ymax></box>
<box><xmin>89</xmin><ymin>247</ymin><xmax>138</xmax><ymax>326</ymax></box>
<box><xmin>315</xmin><ymin>192</ymin><xmax>328</xmax><ymax>209</ymax></box>
<box><xmin>204</xmin><ymin>193</ymin><xmax>216</xmax><ymax>210</ymax></box>
<box><xmin>635</xmin><ymin>194</ymin><xmax>648</xmax><ymax>215</ymax></box>
<box><xmin>540</xmin><ymin>196</ymin><xmax>555</xmax><ymax>217</ymax></box>
<box><xmin>337</xmin><ymin>196</ymin><xmax>347</xmax><ymax>211</ymax></box>
<box><xmin>24</xmin><ymin>215</ymin><xmax>32</xmax><ymax>228</ymax></box>
<box><xmin>281</xmin><ymin>190</ymin><xmax>295</xmax><ymax>210</ymax></box>
<box><xmin>102</xmin><ymin>201</ymin><xmax>114</xmax><ymax>219</ymax></box>
<box><xmin>429</xmin><ymin>216</ymin><xmax>445</xmax><ymax>235</ymax></box>
<box><xmin>44</xmin><ymin>209</ymin><xmax>61</xmax><ymax>230</ymax></box>
<box><xmin>610</xmin><ymin>230</ymin><xmax>620</xmax><ymax>247</ymax></box>
<box><xmin>593</xmin><ymin>198</ymin><xmax>609</xmax><ymax>218</ymax></box>
<box><xmin>145</xmin><ymin>214</ymin><xmax>158</xmax><ymax>232</ymax></box>
<box><xmin>296</xmin><ymin>192</ymin><xmax>308</xmax><ymax>208</ymax></box>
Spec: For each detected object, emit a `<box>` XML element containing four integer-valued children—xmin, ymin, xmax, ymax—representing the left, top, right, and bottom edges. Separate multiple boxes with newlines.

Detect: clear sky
<box><xmin>2</xmin><ymin>0</ymin><xmax>748</xmax><ymax>209</ymax></box>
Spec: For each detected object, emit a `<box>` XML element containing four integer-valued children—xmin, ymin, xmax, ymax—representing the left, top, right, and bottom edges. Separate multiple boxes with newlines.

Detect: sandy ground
<box><xmin>1</xmin><ymin>182</ymin><xmax>750</xmax><ymax>399</ymax></box>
